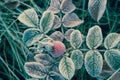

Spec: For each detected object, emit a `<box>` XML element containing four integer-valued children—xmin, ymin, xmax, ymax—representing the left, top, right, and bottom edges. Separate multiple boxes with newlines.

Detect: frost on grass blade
<box><xmin>65</xmin><ymin>29</ymin><xmax>74</xmax><ymax>41</ymax></box>
<box><xmin>47</xmin><ymin>0</ymin><xmax>60</xmax><ymax>14</ymax></box>
<box><xmin>70</xmin><ymin>50</ymin><xmax>83</xmax><ymax>69</ymax></box>
<box><xmin>104</xmin><ymin>49</ymin><xmax>120</xmax><ymax>71</ymax></box>
<box><xmin>85</xmin><ymin>50</ymin><xmax>103</xmax><ymax>77</ymax></box>
<box><xmin>46</xmin><ymin>71</ymin><xmax>65</xmax><ymax>80</ymax></box>
<box><xmin>22</xmin><ymin>28</ymin><xmax>43</xmax><ymax>46</ymax></box>
<box><xmin>88</xmin><ymin>0</ymin><xmax>107</xmax><ymax>22</ymax></box>
<box><xmin>104</xmin><ymin>33</ymin><xmax>120</xmax><ymax>49</ymax></box>
<box><xmin>59</xmin><ymin>57</ymin><xmax>75</xmax><ymax>79</ymax></box>
<box><xmin>50</xmin><ymin>31</ymin><xmax>64</xmax><ymax>41</ymax></box>
<box><xmin>24</xmin><ymin>62</ymin><xmax>47</xmax><ymax>78</ymax></box>
<box><xmin>60</xmin><ymin>0</ymin><xmax>76</xmax><ymax>14</ymax></box>
<box><xmin>62</xmin><ymin>13</ymin><xmax>84</xmax><ymax>28</ymax></box>
<box><xmin>34</xmin><ymin>54</ymin><xmax>55</xmax><ymax>68</ymax></box>
<box><xmin>18</xmin><ymin>8</ymin><xmax>38</xmax><ymax>27</ymax></box>
<box><xmin>86</xmin><ymin>25</ymin><xmax>103</xmax><ymax>49</ymax></box>
<box><xmin>70</xmin><ymin>30</ymin><xmax>83</xmax><ymax>49</ymax></box>
<box><xmin>40</xmin><ymin>11</ymin><xmax>55</xmax><ymax>34</ymax></box>
<box><xmin>52</xmin><ymin>15</ymin><xmax>61</xmax><ymax>29</ymax></box>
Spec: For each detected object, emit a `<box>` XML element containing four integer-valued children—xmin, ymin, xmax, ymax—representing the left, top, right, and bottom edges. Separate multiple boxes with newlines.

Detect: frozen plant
<box><xmin>17</xmin><ymin>0</ymin><xmax>120</xmax><ymax>80</ymax></box>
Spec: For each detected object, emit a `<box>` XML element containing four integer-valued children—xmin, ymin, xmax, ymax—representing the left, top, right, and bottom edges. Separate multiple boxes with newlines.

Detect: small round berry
<box><xmin>52</xmin><ymin>41</ymin><xmax>66</xmax><ymax>57</ymax></box>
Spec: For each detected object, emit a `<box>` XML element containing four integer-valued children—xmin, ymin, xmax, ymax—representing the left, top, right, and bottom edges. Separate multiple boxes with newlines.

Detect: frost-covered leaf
<box><xmin>34</xmin><ymin>54</ymin><xmax>55</xmax><ymax>68</ymax></box>
<box><xmin>70</xmin><ymin>30</ymin><xmax>83</xmax><ymax>49</ymax></box>
<box><xmin>70</xmin><ymin>50</ymin><xmax>83</xmax><ymax>69</ymax></box>
<box><xmin>24</xmin><ymin>62</ymin><xmax>47</xmax><ymax>78</ymax></box>
<box><xmin>46</xmin><ymin>71</ymin><xmax>65</xmax><ymax>80</ymax></box>
<box><xmin>5</xmin><ymin>1</ymin><xmax>20</xmax><ymax>9</ymax></box>
<box><xmin>52</xmin><ymin>15</ymin><xmax>61</xmax><ymax>29</ymax></box>
<box><xmin>47</xmin><ymin>0</ymin><xmax>60</xmax><ymax>14</ymax></box>
<box><xmin>104</xmin><ymin>49</ymin><xmax>120</xmax><ymax>71</ymax></box>
<box><xmin>41</xmin><ymin>38</ymin><xmax>53</xmax><ymax>43</ymax></box>
<box><xmin>60</xmin><ymin>0</ymin><xmax>76</xmax><ymax>14</ymax></box>
<box><xmin>40</xmin><ymin>11</ymin><xmax>55</xmax><ymax>33</ymax></box>
<box><xmin>88</xmin><ymin>0</ymin><xmax>107</xmax><ymax>21</ymax></box>
<box><xmin>85</xmin><ymin>50</ymin><xmax>103</xmax><ymax>77</ymax></box>
<box><xmin>59</xmin><ymin>56</ymin><xmax>75</xmax><ymax>79</ymax></box>
<box><xmin>18</xmin><ymin>8</ymin><xmax>38</xmax><ymax>27</ymax></box>
<box><xmin>22</xmin><ymin>28</ymin><xmax>43</xmax><ymax>46</ymax></box>
<box><xmin>117</xmin><ymin>42</ymin><xmax>120</xmax><ymax>50</ymax></box>
<box><xmin>65</xmin><ymin>29</ymin><xmax>74</xmax><ymax>41</ymax></box>
<box><xmin>37</xmin><ymin>38</ymin><xmax>53</xmax><ymax>52</ymax></box>
<box><xmin>62</xmin><ymin>13</ymin><xmax>84</xmax><ymax>27</ymax></box>
<box><xmin>104</xmin><ymin>33</ymin><xmax>120</xmax><ymax>49</ymax></box>
<box><xmin>86</xmin><ymin>25</ymin><xmax>103</xmax><ymax>49</ymax></box>
<box><xmin>50</xmin><ymin>31</ymin><xmax>64</xmax><ymax>41</ymax></box>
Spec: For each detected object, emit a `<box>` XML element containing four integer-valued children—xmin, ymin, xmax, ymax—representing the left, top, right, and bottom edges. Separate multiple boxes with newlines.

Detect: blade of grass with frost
<box><xmin>52</xmin><ymin>15</ymin><xmax>61</xmax><ymax>29</ymax></box>
<box><xmin>88</xmin><ymin>0</ymin><xmax>107</xmax><ymax>22</ymax></box>
<box><xmin>60</xmin><ymin>0</ymin><xmax>76</xmax><ymax>14</ymax></box>
<box><xmin>62</xmin><ymin>13</ymin><xmax>84</xmax><ymax>27</ymax></box>
<box><xmin>47</xmin><ymin>0</ymin><xmax>60</xmax><ymax>14</ymax></box>
<box><xmin>18</xmin><ymin>8</ymin><xmax>38</xmax><ymax>27</ymax></box>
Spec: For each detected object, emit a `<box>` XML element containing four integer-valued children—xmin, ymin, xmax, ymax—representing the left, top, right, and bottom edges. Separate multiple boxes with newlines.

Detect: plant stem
<box><xmin>66</xmin><ymin>47</ymin><xmax>107</xmax><ymax>52</ymax></box>
<box><xmin>107</xmin><ymin>68</ymin><xmax>120</xmax><ymax>80</ymax></box>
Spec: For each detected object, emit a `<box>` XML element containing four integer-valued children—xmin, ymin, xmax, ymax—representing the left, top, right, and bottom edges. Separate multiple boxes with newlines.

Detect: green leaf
<box><xmin>86</xmin><ymin>25</ymin><xmax>103</xmax><ymax>49</ymax></box>
<box><xmin>40</xmin><ymin>11</ymin><xmax>55</xmax><ymax>33</ymax></box>
<box><xmin>22</xmin><ymin>28</ymin><xmax>43</xmax><ymax>46</ymax></box>
<box><xmin>60</xmin><ymin>0</ymin><xmax>76</xmax><ymax>14</ymax></box>
<box><xmin>85</xmin><ymin>50</ymin><xmax>103</xmax><ymax>77</ymax></box>
<box><xmin>18</xmin><ymin>8</ymin><xmax>38</xmax><ymax>27</ymax></box>
<box><xmin>88</xmin><ymin>0</ymin><xmax>107</xmax><ymax>21</ymax></box>
<box><xmin>46</xmin><ymin>71</ymin><xmax>65</xmax><ymax>80</ymax></box>
<box><xmin>59</xmin><ymin>57</ymin><xmax>75</xmax><ymax>79</ymax></box>
<box><xmin>104</xmin><ymin>49</ymin><xmax>120</xmax><ymax>70</ymax></box>
<box><xmin>70</xmin><ymin>50</ymin><xmax>83</xmax><ymax>69</ymax></box>
<box><xmin>50</xmin><ymin>31</ymin><xmax>64</xmax><ymax>41</ymax></box>
<box><xmin>104</xmin><ymin>33</ymin><xmax>120</xmax><ymax>49</ymax></box>
<box><xmin>24</xmin><ymin>62</ymin><xmax>47</xmax><ymax>78</ymax></box>
<box><xmin>52</xmin><ymin>15</ymin><xmax>61</xmax><ymax>29</ymax></box>
<box><xmin>47</xmin><ymin>0</ymin><xmax>60</xmax><ymax>14</ymax></box>
<box><xmin>70</xmin><ymin>30</ymin><xmax>83</xmax><ymax>49</ymax></box>
<box><xmin>34</xmin><ymin>54</ymin><xmax>55</xmax><ymax>68</ymax></box>
<box><xmin>65</xmin><ymin>29</ymin><xmax>75</xmax><ymax>41</ymax></box>
<box><xmin>62</xmin><ymin>13</ymin><xmax>84</xmax><ymax>28</ymax></box>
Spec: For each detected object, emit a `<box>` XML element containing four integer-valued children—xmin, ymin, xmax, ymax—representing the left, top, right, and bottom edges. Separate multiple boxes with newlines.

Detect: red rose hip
<box><xmin>52</xmin><ymin>41</ymin><xmax>66</xmax><ymax>57</ymax></box>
